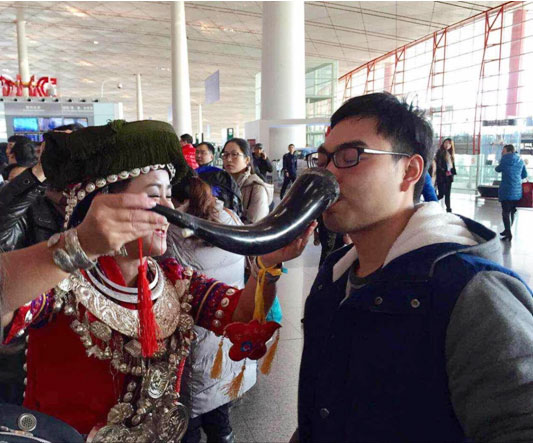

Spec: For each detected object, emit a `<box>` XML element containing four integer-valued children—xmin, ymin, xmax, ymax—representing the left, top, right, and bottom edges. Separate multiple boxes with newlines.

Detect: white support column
<box><xmin>198</xmin><ymin>104</ymin><xmax>203</xmax><ymax>141</ymax></box>
<box><xmin>136</xmin><ymin>73</ymin><xmax>144</xmax><ymax>120</ymax></box>
<box><xmin>261</xmin><ymin>1</ymin><xmax>306</xmax><ymax>159</ymax></box>
<box><xmin>16</xmin><ymin>6</ymin><xmax>30</xmax><ymax>98</ymax></box>
<box><xmin>171</xmin><ymin>1</ymin><xmax>192</xmax><ymax>135</ymax></box>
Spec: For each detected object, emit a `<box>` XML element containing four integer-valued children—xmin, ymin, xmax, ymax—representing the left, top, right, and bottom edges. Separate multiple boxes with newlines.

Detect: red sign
<box><xmin>0</xmin><ymin>74</ymin><xmax>57</xmax><ymax>97</ymax></box>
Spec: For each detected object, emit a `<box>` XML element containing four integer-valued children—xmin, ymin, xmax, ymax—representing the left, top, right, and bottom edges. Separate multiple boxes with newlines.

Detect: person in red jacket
<box><xmin>180</xmin><ymin>133</ymin><xmax>199</xmax><ymax>169</ymax></box>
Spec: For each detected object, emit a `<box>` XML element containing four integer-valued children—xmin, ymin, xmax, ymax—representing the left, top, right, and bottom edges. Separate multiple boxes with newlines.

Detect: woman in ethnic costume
<box><xmin>2</xmin><ymin>120</ymin><xmax>313</xmax><ymax>442</ymax></box>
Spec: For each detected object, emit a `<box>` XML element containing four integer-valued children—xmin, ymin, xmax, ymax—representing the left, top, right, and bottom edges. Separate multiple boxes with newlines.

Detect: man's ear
<box><xmin>400</xmin><ymin>154</ymin><xmax>424</xmax><ymax>193</ymax></box>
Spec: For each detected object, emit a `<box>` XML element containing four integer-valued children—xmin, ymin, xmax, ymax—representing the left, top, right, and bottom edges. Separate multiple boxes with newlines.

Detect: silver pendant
<box><xmin>156</xmin><ymin>402</ymin><xmax>189</xmax><ymax>442</ymax></box>
<box><xmin>145</xmin><ymin>363</ymin><xmax>170</xmax><ymax>399</ymax></box>
<box><xmin>90</xmin><ymin>321</ymin><xmax>113</xmax><ymax>342</ymax></box>
<box><xmin>124</xmin><ymin>339</ymin><xmax>142</xmax><ymax>358</ymax></box>
<box><xmin>91</xmin><ymin>424</ymin><xmax>131</xmax><ymax>443</ymax></box>
<box><xmin>107</xmin><ymin>402</ymin><xmax>134</xmax><ymax>424</ymax></box>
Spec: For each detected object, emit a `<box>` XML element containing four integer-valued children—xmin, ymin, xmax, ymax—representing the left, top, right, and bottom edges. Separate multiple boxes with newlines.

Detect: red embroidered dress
<box><xmin>4</xmin><ymin>258</ymin><xmax>241</xmax><ymax>438</ymax></box>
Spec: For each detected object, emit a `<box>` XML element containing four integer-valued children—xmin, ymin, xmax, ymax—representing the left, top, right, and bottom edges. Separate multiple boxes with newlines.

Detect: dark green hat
<box><xmin>42</xmin><ymin>120</ymin><xmax>188</xmax><ymax>190</ymax></box>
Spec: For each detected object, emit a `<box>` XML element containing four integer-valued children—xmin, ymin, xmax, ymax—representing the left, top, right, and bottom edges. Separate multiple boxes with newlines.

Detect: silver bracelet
<box><xmin>64</xmin><ymin>229</ymin><xmax>96</xmax><ymax>270</ymax></box>
<box><xmin>53</xmin><ymin>247</ymin><xmax>77</xmax><ymax>274</ymax></box>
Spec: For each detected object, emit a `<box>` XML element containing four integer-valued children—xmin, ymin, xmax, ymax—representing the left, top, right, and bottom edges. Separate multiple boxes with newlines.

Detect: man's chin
<box><xmin>323</xmin><ymin>211</ymin><xmax>348</xmax><ymax>234</ymax></box>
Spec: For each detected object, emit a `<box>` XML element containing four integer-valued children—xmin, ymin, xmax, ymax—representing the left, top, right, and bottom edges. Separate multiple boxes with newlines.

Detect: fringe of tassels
<box><xmin>215</xmin><ymin>328</ymin><xmax>281</xmax><ymax>400</ymax></box>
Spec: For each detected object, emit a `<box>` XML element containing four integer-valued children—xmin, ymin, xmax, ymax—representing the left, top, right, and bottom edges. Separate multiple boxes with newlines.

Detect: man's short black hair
<box><xmin>504</xmin><ymin>144</ymin><xmax>515</xmax><ymax>153</ymax></box>
<box><xmin>197</xmin><ymin>142</ymin><xmax>215</xmax><ymax>155</ymax></box>
<box><xmin>7</xmin><ymin>135</ymin><xmax>31</xmax><ymax>144</ymax></box>
<box><xmin>254</xmin><ymin>143</ymin><xmax>263</xmax><ymax>150</ymax></box>
<box><xmin>12</xmin><ymin>139</ymin><xmax>37</xmax><ymax>167</ymax></box>
<box><xmin>330</xmin><ymin>92</ymin><xmax>434</xmax><ymax>202</ymax></box>
<box><xmin>180</xmin><ymin>133</ymin><xmax>193</xmax><ymax>144</ymax></box>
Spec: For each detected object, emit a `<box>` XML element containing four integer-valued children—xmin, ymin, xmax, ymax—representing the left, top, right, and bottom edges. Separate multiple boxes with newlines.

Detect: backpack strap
<box><xmin>223</xmin><ymin>207</ymin><xmax>242</xmax><ymax>225</ymax></box>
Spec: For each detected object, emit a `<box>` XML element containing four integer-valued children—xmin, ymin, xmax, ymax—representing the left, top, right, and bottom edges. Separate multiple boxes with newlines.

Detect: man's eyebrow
<box><xmin>336</xmin><ymin>140</ymin><xmax>368</xmax><ymax>150</ymax></box>
<box><xmin>320</xmin><ymin>140</ymin><xmax>369</xmax><ymax>152</ymax></box>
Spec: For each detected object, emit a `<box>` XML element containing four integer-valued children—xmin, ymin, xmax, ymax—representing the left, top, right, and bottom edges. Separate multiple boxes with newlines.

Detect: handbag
<box><xmin>516</xmin><ymin>181</ymin><xmax>533</xmax><ymax>208</ymax></box>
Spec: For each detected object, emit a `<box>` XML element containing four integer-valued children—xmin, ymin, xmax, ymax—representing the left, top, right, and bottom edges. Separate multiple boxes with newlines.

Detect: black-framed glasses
<box><xmin>317</xmin><ymin>145</ymin><xmax>411</xmax><ymax>169</ymax></box>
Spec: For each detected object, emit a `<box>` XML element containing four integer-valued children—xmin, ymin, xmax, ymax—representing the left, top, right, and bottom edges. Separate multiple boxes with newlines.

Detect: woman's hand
<box><xmin>76</xmin><ymin>193</ymin><xmax>168</xmax><ymax>259</ymax></box>
<box><xmin>261</xmin><ymin>221</ymin><xmax>318</xmax><ymax>267</ymax></box>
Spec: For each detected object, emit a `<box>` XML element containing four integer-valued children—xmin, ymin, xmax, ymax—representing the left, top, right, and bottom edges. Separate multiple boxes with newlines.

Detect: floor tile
<box><xmin>246</xmin><ymin>407</ymin><xmax>298</xmax><ymax>443</ymax></box>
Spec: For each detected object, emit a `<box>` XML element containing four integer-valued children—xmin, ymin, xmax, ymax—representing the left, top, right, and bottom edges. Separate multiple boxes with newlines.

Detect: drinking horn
<box><xmin>151</xmin><ymin>167</ymin><xmax>340</xmax><ymax>256</ymax></box>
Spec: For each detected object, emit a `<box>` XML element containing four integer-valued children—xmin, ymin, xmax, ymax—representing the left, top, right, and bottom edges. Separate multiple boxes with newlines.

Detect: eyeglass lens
<box><xmin>222</xmin><ymin>152</ymin><xmax>242</xmax><ymax>159</ymax></box>
<box><xmin>317</xmin><ymin>147</ymin><xmax>359</xmax><ymax>168</ymax></box>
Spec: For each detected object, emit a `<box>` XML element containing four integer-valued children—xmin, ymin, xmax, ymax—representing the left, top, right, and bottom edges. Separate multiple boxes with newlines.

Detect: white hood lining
<box><xmin>332</xmin><ymin>202</ymin><xmax>478</xmax><ymax>282</ymax></box>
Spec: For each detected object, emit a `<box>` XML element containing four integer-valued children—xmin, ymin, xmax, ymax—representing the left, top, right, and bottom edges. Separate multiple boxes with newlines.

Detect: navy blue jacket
<box><xmin>495</xmin><ymin>153</ymin><xmax>527</xmax><ymax>201</ymax></box>
<box><xmin>298</xmin><ymin>215</ymin><xmax>533</xmax><ymax>442</ymax></box>
<box><xmin>282</xmin><ymin>153</ymin><xmax>297</xmax><ymax>177</ymax></box>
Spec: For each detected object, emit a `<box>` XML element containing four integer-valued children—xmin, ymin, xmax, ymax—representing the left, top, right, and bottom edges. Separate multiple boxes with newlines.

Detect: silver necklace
<box><xmin>94</xmin><ymin>260</ymin><xmax>159</xmax><ymax>294</ymax></box>
<box><xmin>85</xmin><ymin>258</ymin><xmax>164</xmax><ymax>304</ymax></box>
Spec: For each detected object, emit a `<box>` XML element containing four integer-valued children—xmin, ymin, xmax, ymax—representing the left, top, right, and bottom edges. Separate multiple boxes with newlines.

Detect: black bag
<box><xmin>196</xmin><ymin>167</ymin><xmax>243</xmax><ymax>218</ymax></box>
<box><xmin>0</xmin><ymin>403</ymin><xmax>83</xmax><ymax>443</ymax></box>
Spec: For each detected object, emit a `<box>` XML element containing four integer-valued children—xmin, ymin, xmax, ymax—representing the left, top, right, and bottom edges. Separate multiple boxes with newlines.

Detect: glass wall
<box><xmin>340</xmin><ymin>2</ymin><xmax>533</xmax><ymax>191</ymax></box>
<box><xmin>305</xmin><ymin>62</ymin><xmax>337</xmax><ymax>147</ymax></box>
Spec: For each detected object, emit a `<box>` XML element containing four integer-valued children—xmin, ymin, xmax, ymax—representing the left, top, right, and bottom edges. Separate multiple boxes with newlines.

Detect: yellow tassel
<box><xmin>210</xmin><ymin>336</ymin><xmax>224</xmax><ymax>379</ymax></box>
<box><xmin>225</xmin><ymin>362</ymin><xmax>246</xmax><ymax>400</ymax></box>
<box><xmin>252</xmin><ymin>267</ymin><xmax>267</xmax><ymax>323</ymax></box>
<box><xmin>253</xmin><ymin>257</ymin><xmax>283</xmax><ymax>323</ymax></box>
<box><xmin>260</xmin><ymin>330</ymin><xmax>280</xmax><ymax>375</ymax></box>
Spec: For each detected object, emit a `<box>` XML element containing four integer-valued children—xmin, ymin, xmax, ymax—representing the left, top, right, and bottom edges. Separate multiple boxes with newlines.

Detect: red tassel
<box><xmin>137</xmin><ymin>238</ymin><xmax>159</xmax><ymax>358</ymax></box>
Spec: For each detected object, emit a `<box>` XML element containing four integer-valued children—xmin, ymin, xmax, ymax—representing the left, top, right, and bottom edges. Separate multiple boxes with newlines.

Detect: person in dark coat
<box><xmin>252</xmin><ymin>143</ymin><xmax>273</xmax><ymax>182</ymax></box>
<box><xmin>280</xmin><ymin>143</ymin><xmax>297</xmax><ymax>199</ymax></box>
<box><xmin>0</xmin><ymin>124</ymin><xmax>81</xmax><ymax>404</ymax></box>
<box><xmin>435</xmin><ymin>138</ymin><xmax>456</xmax><ymax>212</ymax></box>
<box><xmin>0</xmin><ymin>142</ymin><xmax>8</xmax><ymax>172</ymax></box>
<box><xmin>495</xmin><ymin>144</ymin><xmax>528</xmax><ymax>241</ymax></box>
<box><xmin>3</xmin><ymin>139</ymin><xmax>37</xmax><ymax>181</ymax></box>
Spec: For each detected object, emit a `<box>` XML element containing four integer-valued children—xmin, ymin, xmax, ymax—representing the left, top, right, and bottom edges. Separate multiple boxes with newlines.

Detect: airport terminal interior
<box><xmin>1</xmin><ymin>1</ymin><xmax>533</xmax><ymax>442</ymax></box>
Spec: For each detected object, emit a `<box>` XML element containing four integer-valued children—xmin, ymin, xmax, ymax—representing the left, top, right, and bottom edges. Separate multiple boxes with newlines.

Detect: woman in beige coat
<box><xmin>222</xmin><ymin>138</ymin><xmax>273</xmax><ymax>224</ymax></box>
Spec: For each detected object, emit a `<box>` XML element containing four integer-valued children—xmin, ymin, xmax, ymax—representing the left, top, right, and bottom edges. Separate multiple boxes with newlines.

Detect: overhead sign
<box><xmin>482</xmin><ymin>119</ymin><xmax>517</xmax><ymax>127</ymax></box>
<box><xmin>5</xmin><ymin>102</ymin><xmax>94</xmax><ymax>115</ymax></box>
<box><xmin>205</xmin><ymin>70</ymin><xmax>220</xmax><ymax>105</ymax></box>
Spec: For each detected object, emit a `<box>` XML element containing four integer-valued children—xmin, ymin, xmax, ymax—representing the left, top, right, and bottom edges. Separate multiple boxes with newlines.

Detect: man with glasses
<box><xmin>293</xmin><ymin>93</ymin><xmax>533</xmax><ymax>442</ymax></box>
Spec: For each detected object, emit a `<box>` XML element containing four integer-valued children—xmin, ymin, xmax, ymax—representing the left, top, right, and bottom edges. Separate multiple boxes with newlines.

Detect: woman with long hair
<box><xmin>222</xmin><ymin>138</ymin><xmax>272</xmax><ymax>224</ymax></box>
<box><xmin>2</xmin><ymin>120</ymin><xmax>312</xmax><ymax>441</ymax></box>
<box><xmin>167</xmin><ymin>173</ymin><xmax>254</xmax><ymax>443</ymax></box>
<box><xmin>435</xmin><ymin>137</ymin><xmax>456</xmax><ymax>212</ymax></box>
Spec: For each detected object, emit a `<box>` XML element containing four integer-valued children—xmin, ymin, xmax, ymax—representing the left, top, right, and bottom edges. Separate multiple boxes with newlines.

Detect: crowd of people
<box><xmin>0</xmin><ymin>92</ymin><xmax>532</xmax><ymax>443</ymax></box>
